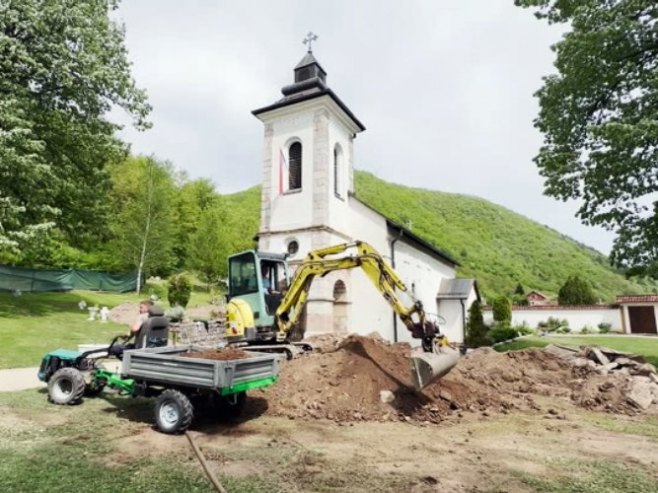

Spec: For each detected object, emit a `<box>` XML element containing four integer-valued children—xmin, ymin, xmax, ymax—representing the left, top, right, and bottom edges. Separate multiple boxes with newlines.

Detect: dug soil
<box><xmin>255</xmin><ymin>334</ymin><xmax>642</xmax><ymax>423</ymax></box>
<box><xmin>182</xmin><ymin>348</ymin><xmax>250</xmax><ymax>361</ymax></box>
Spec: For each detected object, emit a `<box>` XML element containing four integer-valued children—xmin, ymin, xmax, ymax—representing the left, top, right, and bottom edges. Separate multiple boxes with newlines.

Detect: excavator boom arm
<box><xmin>274</xmin><ymin>241</ymin><xmax>437</xmax><ymax>343</ymax></box>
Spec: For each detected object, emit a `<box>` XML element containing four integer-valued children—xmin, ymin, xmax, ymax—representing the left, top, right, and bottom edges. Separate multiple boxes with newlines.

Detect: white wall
<box><xmin>265</xmin><ymin>109</ymin><xmax>316</xmax><ymax>231</ymax></box>
<box><xmin>437</xmin><ymin>289</ymin><xmax>479</xmax><ymax>344</ymax></box>
<box><xmin>393</xmin><ymin>240</ymin><xmax>455</xmax><ymax>345</ymax></box>
<box><xmin>483</xmin><ymin>306</ymin><xmax>622</xmax><ymax>332</ymax></box>
<box><xmin>346</xmin><ymin>200</ymin><xmax>395</xmax><ymax>340</ymax></box>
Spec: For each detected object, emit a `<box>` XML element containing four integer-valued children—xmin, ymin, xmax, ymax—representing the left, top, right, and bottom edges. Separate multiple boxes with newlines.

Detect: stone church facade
<box><xmin>252</xmin><ymin>49</ymin><xmax>469</xmax><ymax>344</ymax></box>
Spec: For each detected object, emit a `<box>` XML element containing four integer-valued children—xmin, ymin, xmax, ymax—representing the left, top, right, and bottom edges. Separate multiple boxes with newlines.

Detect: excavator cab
<box><xmin>226</xmin><ymin>250</ymin><xmax>290</xmax><ymax>343</ymax></box>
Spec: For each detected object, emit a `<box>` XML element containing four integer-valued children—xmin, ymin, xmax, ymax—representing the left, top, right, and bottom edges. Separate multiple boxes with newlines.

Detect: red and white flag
<box><xmin>278</xmin><ymin>148</ymin><xmax>287</xmax><ymax>195</ymax></box>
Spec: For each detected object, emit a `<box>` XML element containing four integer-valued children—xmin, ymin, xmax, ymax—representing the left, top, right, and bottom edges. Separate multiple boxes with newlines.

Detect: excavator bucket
<box><xmin>409</xmin><ymin>347</ymin><xmax>460</xmax><ymax>390</ymax></box>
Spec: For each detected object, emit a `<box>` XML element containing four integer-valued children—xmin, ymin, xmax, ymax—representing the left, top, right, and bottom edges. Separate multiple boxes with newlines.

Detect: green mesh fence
<box><xmin>0</xmin><ymin>264</ymin><xmax>138</xmax><ymax>293</ymax></box>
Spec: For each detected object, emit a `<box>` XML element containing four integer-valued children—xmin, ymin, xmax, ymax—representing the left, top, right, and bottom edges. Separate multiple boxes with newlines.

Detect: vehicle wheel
<box><xmin>219</xmin><ymin>391</ymin><xmax>246</xmax><ymax>419</ymax></box>
<box><xmin>154</xmin><ymin>389</ymin><xmax>194</xmax><ymax>434</ymax></box>
<box><xmin>48</xmin><ymin>368</ymin><xmax>86</xmax><ymax>405</ymax></box>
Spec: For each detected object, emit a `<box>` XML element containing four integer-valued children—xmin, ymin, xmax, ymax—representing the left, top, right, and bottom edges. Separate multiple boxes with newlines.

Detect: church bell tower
<box><xmin>252</xmin><ymin>36</ymin><xmax>366</xmax><ymax>260</ymax></box>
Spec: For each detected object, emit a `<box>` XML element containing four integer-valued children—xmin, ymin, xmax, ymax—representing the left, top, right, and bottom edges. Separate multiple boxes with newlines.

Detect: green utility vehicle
<box><xmin>38</xmin><ymin>335</ymin><xmax>280</xmax><ymax>434</ymax></box>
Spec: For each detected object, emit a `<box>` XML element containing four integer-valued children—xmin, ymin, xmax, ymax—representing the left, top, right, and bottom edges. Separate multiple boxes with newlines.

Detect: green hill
<box><xmin>222</xmin><ymin>171</ymin><xmax>656</xmax><ymax>301</ymax></box>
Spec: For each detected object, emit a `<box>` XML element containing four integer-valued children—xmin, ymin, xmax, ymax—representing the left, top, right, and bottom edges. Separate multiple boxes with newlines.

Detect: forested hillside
<box><xmin>354</xmin><ymin>172</ymin><xmax>655</xmax><ymax>300</ymax></box>
<box><xmin>219</xmin><ymin>172</ymin><xmax>655</xmax><ymax>301</ymax></box>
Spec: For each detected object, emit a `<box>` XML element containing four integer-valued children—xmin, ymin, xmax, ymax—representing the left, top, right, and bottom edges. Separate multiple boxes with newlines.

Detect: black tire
<box><xmin>48</xmin><ymin>368</ymin><xmax>86</xmax><ymax>405</ymax></box>
<box><xmin>154</xmin><ymin>389</ymin><xmax>194</xmax><ymax>434</ymax></box>
<box><xmin>219</xmin><ymin>391</ymin><xmax>246</xmax><ymax>419</ymax></box>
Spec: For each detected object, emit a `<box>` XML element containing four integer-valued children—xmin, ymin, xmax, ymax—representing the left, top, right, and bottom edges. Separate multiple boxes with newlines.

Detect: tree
<box><xmin>465</xmin><ymin>300</ymin><xmax>488</xmax><ymax>348</ymax></box>
<box><xmin>492</xmin><ymin>295</ymin><xmax>512</xmax><ymax>323</ymax></box>
<box><xmin>516</xmin><ymin>1</ymin><xmax>658</xmax><ymax>275</ymax></box>
<box><xmin>0</xmin><ymin>0</ymin><xmax>150</xmax><ymax>259</ymax></box>
<box><xmin>173</xmin><ymin>178</ymin><xmax>218</xmax><ymax>269</ymax></box>
<box><xmin>186</xmin><ymin>201</ymin><xmax>230</xmax><ymax>287</ymax></box>
<box><xmin>107</xmin><ymin>156</ymin><xmax>177</xmax><ymax>292</ymax></box>
<box><xmin>514</xmin><ymin>283</ymin><xmax>525</xmax><ymax>296</ymax></box>
<box><xmin>558</xmin><ymin>275</ymin><xmax>596</xmax><ymax>305</ymax></box>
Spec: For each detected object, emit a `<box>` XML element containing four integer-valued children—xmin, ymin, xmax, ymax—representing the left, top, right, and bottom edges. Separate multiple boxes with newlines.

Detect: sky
<box><xmin>112</xmin><ymin>0</ymin><xmax>616</xmax><ymax>255</ymax></box>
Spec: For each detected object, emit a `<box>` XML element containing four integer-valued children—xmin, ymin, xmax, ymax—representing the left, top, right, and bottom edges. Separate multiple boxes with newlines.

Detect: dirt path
<box><xmin>0</xmin><ymin>367</ymin><xmax>44</xmax><ymax>392</ymax></box>
<box><xmin>103</xmin><ymin>406</ymin><xmax>658</xmax><ymax>492</ymax></box>
<box><xmin>0</xmin><ymin>361</ymin><xmax>122</xmax><ymax>392</ymax></box>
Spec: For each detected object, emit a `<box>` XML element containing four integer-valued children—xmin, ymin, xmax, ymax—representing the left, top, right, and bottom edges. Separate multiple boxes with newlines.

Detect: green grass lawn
<box><xmin>0</xmin><ymin>289</ymin><xmax>214</xmax><ymax>369</ymax></box>
<box><xmin>495</xmin><ymin>335</ymin><xmax>658</xmax><ymax>367</ymax></box>
<box><xmin>0</xmin><ymin>291</ymin><xmax>135</xmax><ymax>369</ymax></box>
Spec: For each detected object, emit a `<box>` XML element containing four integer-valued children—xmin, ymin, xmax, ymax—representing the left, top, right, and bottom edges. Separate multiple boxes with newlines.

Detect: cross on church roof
<box><xmin>303</xmin><ymin>31</ymin><xmax>318</xmax><ymax>53</ymax></box>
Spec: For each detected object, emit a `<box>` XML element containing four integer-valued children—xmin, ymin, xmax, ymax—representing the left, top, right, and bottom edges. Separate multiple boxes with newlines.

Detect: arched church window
<box><xmin>334</xmin><ymin>144</ymin><xmax>343</xmax><ymax>198</ymax></box>
<box><xmin>287</xmin><ymin>239</ymin><xmax>299</xmax><ymax>256</ymax></box>
<box><xmin>289</xmin><ymin>142</ymin><xmax>302</xmax><ymax>191</ymax></box>
<box><xmin>333</xmin><ymin>280</ymin><xmax>346</xmax><ymax>301</ymax></box>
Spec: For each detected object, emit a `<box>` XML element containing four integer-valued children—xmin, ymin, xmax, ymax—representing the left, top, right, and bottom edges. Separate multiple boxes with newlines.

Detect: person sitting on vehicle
<box><xmin>261</xmin><ymin>263</ymin><xmax>273</xmax><ymax>293</ymax></box>
<box><xmin>109</xmin><ymin>300</ymin><xmax>168</xmax><ymax>357</ymax></box>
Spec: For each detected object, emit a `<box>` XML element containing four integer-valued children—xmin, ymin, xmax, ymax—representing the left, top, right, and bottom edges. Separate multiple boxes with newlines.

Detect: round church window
<box><xmin>287</xmin><ymin>240</ymin><xmax>299</xmax><ymax>256</ymax></box>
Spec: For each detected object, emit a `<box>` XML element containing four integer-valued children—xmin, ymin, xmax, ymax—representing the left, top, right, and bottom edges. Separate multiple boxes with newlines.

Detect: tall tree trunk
<box><xmin>136</xmin><ymin>162</ymin><xmax>154</xmax><ymax>294</ymax></box>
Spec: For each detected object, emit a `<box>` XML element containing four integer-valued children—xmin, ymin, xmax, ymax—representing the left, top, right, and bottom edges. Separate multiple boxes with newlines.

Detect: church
<box><xmin>252</xmin><ymin>45</ymin><xmax>478</xmax><ymax>345</ymax></box>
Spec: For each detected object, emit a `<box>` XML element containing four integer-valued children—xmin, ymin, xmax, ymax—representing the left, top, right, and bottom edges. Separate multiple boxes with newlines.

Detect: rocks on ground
<box><xmin>252</xmin><ymin>335</ymin><xmax>658</xmax><ymax>424</ymax></box>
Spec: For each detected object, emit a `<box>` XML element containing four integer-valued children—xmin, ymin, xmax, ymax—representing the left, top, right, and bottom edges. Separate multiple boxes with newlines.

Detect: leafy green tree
<box><xmin>465</xmin><ymin>300</ymin><xmax>488</xmax><ymax>348</ymax></box>
<box><xmin>514</xmin><ymin>283</ymin><xmax>524</xmax><ymax>295</ymax></box>
<box><xmin>0</xmin><ymin>0</ymin><xmax>150</xmax><ymax>259</ymax></box>
<box><xmin>516</xmin><ymin>1</ymin><xmax>658</xmax><ymax>275</ymax></box>
<box><xmin>173</xmin><ymin>178</ymin><xmax>217</xmax><ymax>268</ymax></box>
<box><xmin>187</xmin><ymin>200</ymin><xmax>231</xmax><ymax>287</ymax></box>
<box><xmin>492</xmin><ymin>295</ymin><xmax>512</xmax><ymax>323</ymax></box>
<box><xmin>107</xmin><ymin>156</ymin><xmax>177</xmax><ymax>291</ymax></box>
<box><xmin>558</xmin><ymin>275</ymin><xmax>596</xmax><ymax>305</ymax></box>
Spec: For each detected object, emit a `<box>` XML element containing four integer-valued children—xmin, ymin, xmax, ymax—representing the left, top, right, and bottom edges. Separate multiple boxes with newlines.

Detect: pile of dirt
<box><xmin>108</xmin><ymin>302</ymin><xmax>139</xmax><ymax>325</ymax></box>
<box><xmin>182</xmin><ymin>348</ymin><xmax>249</xmax><ymax>361</ymax></box>
<box><xmin>255</xmin><ymin>334</ymin><xmax>649</xmax><ymax>424</ymax></box>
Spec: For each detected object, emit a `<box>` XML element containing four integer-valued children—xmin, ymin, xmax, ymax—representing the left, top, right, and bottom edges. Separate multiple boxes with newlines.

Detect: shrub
<box><xmin>598</xmin><ymin>322</ymin><xmax>612</xmax><ymax>334</ymax></box>
<box><xmin>145</xmin><ymin>281</ymin><xmax>166</xmax><ymax>301</ymax></box>
<box><xmin>488</xmin><ymin>323</ymin><xmax>519</xmax><ymax>344</ymax></box>
<box><xmin>558</xmin><ymin>275</ymin><xmax>596</xmax><ymax>305</ymax></box>
<box><xmin>538</xmin><ymin>317</ymin><xmax>569</xmax><ymax>333</ymax></box>
<box><xmin>580</xmin><ymin>326</ymin><xmax>594</xmax><ymax>335</ymax></box>
<box><xmin>167</xmin><ymin>274</ymin><xmax>192</xmax><ymax>308</ymax></box>
<box><xmin>555</xmin><ymin>326</ymin><xmax>571</xmax><ymax>334</ymax></box>
<box><xmin>165</xmin><ymin>305</ymin><xmax>185</xmax><ymax>322</ymax></box>
<box><xmin>514</xmin><ymin>322</ymin><xmax>535</xmax><ymax>336</ymax></box>
<box><xmin>465</xmin><ymin>300</ymin><xmax>489</xmax><ymax>348</ymax></box>
<box><xmin>492</xmin><ymin>295</ymin><xmax>512</xmax><ymax>323</ymax></box>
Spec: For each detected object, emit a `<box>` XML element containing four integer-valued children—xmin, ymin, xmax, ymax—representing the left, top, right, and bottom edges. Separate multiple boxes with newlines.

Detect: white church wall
<box><xmin>437</xmin><ymin>300</ymin><xmax>466</xmax><ymax>344</ymax></box>
<box><xmin>393</xmin><ymin>240</ymin><xmax>455</xmax><ymax>346</ymax></box>
<box><xmin>436</xmin><ymin>290</ymin><xmax>479</xmax><ymax>344</ymax></box>
<box><xmin>265</xmin><ymin>109</ymin><xmax>317</xmax><ymax>232</ymax></box>
<box><xmin>344</xmin><ymin>199</ymin><xmax>395</xmax><ymax>339</ymax></box>
<box><xmin>325</xmin><ymin>117</ymin><xmax>354</xmax><ymax>231</ymax></box>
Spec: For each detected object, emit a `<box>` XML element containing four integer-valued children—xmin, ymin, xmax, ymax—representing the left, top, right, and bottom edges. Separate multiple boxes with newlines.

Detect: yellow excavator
<box><xmin>225</xmin><ymin>240</ymin><xmax>459</xmax><ymax>389</ymax></box>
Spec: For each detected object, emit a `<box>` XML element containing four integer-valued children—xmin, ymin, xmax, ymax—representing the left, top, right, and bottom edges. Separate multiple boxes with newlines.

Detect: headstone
<box><xmin>99</xmin><ymin>306</ymin><xmax>110</xmax><ymax>322</ymax></box>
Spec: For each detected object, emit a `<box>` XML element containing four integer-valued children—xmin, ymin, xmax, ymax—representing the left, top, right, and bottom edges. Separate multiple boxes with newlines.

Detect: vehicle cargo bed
<box><xmin>121</xmin><ymin>346</ymin><xmax>280</xmax><ymax>392</ymax></box>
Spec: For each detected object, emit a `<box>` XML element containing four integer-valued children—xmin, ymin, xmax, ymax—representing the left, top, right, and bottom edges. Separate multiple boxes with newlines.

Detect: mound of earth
<box><xmin>255</xmin><ymin>334</ymin><xmax>647</xmax><ymax>423</ymax></box>
<box><xmin>108</xmin><ymin>302</ymin><xmax>139</xmax><ymax>325</ymax></box>
<box><xmin>182</xmin><ymin>348</ymin><xmax>249</xmax><ymax>360</ymax></box>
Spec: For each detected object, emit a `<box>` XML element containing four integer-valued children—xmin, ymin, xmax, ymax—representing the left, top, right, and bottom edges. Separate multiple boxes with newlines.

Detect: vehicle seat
<box><xmin>135</xmin><ymin>305</ymin><xmax>169</xmax><ymax>349</ymax></box>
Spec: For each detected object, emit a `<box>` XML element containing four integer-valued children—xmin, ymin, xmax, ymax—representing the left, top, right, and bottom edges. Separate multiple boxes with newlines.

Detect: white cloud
<box><xmin>113</xmin><ymin>0</ymin><xmax>614</xmax><ymax>254</ymax></box>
